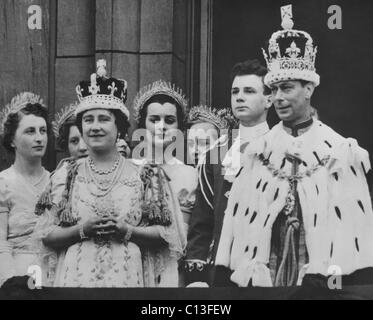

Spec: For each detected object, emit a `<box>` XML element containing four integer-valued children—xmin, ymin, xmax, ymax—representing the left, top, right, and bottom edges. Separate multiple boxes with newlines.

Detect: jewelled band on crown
<box><xmin>262</xmin><ymin>5</ymin><xmax>320</xmax><ymax>87</ymax></box>
<box><xmin>76</xmin><ymin>94</ymin><xmax>130</xmax><ymax>119</ymax></box>
<box><xmin>0</xmin><ymin>92</ymin><xmax>46</xmax><ymax>136</ymax></box>
<box><xmin>132</xmin><ymin>80</ymin><xmax>188</xmax><ymax>123</ymax></box>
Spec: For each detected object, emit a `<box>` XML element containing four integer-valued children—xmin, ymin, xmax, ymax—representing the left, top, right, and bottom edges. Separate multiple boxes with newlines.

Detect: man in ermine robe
<box><xmin>215</xmin><ymin>5</ymin><xmax>373</xmax><ymax>287</ymax></box>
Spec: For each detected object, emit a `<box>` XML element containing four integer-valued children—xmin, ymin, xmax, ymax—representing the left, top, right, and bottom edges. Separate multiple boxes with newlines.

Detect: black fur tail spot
<box><xmin>358</xmin><ymin>200</ymin><xmax>365</xmax><ymax>213</ymax></box>
<box><xmin>250</xmin><ymin>211</ymin><xmax>258</xmax><ymax>224</ymax></box>
<box><xmin>252</xmin><ymin>247</ymin><xmax>258</xmax><ymax>259</ymax></box>
<box><xmin>313</xmin><ymin>151</ymin><xmax>322</xmax><ymax>165</ymax></box>
<box><xmin>350</xmin><ymin>166</ymin><xmax>357</xmax><ymax>176</ymax></box>
<box><xmin>324</xmin><ymin>140</ymin><xmax>332</xmax><ymax>148</ymax></box>
<box><xmin>256</xmin><ymin>179</ymin><xmax>262</xmax><ymax>189</ymax></box>
<box><xmin>274</xmin><ymin>188</ymin><xmax>280</xmax><ymax>201</ymax></box>
<box><xmin>335</xmin><ymin>207</ymin><xmax>342</xmax><ymax>220</ymax></box>
<box><xmin>361</xmin><ymin>162</ymin><xmax>367</xmax><ymax>176</ymax></box>
<box><xmin>355</xmin><ymin>238</ymin><xmax>360</xmax><ymax>252</ymax></box>
<box><xmin>233</xmin><ymin>203</ymin><xmax>239</xmax><ymax>217</ymax></box>
<box><xmin>262</xmin><ymin>182</ymin><xmax>268</xmax><ymax>192</ymax></box>
<box><xmin>235</xmin><ymin>167</ymin><xmax>244</xmax><ymax>178</ymax></box>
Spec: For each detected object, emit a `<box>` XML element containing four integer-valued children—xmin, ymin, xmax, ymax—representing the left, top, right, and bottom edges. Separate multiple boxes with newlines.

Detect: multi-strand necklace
<box><xmin>84</xmin><ymin>156</ymin><xmax>125</xmax><ymax>242</ymax></box>
<box><xmin>85</xmin><ymin>155</ymin><xmax>124</xmax><ymax>199</ymax></box>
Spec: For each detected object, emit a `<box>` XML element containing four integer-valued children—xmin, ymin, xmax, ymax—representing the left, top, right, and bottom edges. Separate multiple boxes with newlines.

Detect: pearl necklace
<box><xmin>88</xmin><ymin>156</ymin><xmax>121</xmax><ymax>175</ymax></box>
<box><xmin>85</xmin><ymin>156</ymin><xmax>125</xmax><ymax>198</ymax></box>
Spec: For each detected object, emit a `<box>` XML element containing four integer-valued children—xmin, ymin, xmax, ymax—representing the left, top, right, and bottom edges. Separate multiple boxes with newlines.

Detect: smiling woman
<box><xmin>34</xmin><ymin>61</ymin><xmax>189</xmax><ymax>288</ymax></box>
<box><xmin>0</xmin><ymin>93</ymin><xmax>50</xmax><ymax>287</ymax></box>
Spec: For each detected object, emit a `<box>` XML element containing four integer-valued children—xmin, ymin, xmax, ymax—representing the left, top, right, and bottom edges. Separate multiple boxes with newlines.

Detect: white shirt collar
<box><xmin>239</xmin><ymin>122</ymin><xmax>270</xmax><ymax>142</ymax></box>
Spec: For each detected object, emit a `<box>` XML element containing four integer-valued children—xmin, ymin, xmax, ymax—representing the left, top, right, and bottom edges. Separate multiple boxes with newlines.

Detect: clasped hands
<box><xmin>82</xmin><ymin>216</ymin><xmax>129</xmax><ymax>241</ymax></box>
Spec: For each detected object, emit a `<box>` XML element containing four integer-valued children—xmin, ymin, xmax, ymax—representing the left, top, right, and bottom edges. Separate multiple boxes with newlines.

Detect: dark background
<box><xmin>1</xmin><ymin>0</ymin><xmax>372</xmax><ymax>170</ymax></box>
<box><xmin>212</xmin><ymin>0</ymin><xmax>373</xmax><ymax>160</ymax></box>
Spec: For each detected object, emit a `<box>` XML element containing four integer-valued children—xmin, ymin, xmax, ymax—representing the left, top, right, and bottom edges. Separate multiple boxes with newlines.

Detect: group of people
<box><xmin>1</xmin><ymin>6</ymin><xmax>373</xmax><ymax>289</ymax></box>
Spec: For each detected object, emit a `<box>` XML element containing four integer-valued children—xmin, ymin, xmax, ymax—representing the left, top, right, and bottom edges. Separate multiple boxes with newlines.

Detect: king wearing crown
<box><xmin>215</xmin><ymin>5</ymin><xmax>373</xmax><ymax>288</ymax></box>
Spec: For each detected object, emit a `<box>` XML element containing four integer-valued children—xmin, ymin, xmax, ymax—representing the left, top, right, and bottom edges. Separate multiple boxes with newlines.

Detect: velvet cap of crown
<box><xmin>75</xmin><ymin>59</ymin><xmax>130</xmax><ymax>118</ymax></box>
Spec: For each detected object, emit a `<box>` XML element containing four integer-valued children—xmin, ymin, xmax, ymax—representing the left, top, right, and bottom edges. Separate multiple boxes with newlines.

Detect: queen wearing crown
<box><xmin>0</xmin><ymin>93</ymin><xmax>50</xmax><ymax>287</ymax></box>
<box><xmin>36</xmin><ymin>61</ymin><xmax>186</xmax><ymax>287</ymax></box>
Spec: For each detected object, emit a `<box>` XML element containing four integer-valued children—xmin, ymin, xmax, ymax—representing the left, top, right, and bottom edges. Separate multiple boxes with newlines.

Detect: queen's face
<box><xmin>68</xmin><ymin>125</ymin><xmax>88</xmax><ymax>159</ymax></box>
<box><xmin>81</xmin><ymin>109</ymin><xmax>118</xmax><ymax>153</ymax></box>
<box><xmin>145</xmin><ymin>102</ymin><xmax>179</xmax><ymax>149</ymax></box>
<box><xmin>12</xmin><ymin>114</ymin><xmax>48</xmax><ymax>161</ymax></box>
<box><xmin>187</xmin><ymin>122</ymin><xmax>218</xmax><ymax>164</ymax></box>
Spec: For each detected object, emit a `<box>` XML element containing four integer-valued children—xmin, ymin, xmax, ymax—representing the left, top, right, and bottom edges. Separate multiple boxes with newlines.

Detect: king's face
<box><xmin>270</xmin><ymin>80</ymin><xmax>314</xmax><ymax>125</ymax></box>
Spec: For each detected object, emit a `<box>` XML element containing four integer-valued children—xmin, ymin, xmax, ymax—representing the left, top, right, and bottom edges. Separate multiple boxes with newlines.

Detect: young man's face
<box><xmin>270</xmin><ymin>80</ymin><xmax>314</xmax><ymax>124</ymax></box>
<box><xmin>231</xmin><ymin>74</ymin><xmax>270</xmax><ymax>125</ymax></box>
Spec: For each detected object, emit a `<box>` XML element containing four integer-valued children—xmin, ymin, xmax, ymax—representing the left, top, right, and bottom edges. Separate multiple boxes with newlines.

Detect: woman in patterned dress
<box><xmin>0</xmin><ymin>93</ymin><xmax>50</xmax><ymax>286</ymax></box>
<box><xmin>132</xmin><ymin>81</ymin><xmax>198</xmax><ymax>286</ymax></box>
<box><xmin>37</xmin><ymin>61</ymin><xmax>185</xmax><ymax>287</ymax></box>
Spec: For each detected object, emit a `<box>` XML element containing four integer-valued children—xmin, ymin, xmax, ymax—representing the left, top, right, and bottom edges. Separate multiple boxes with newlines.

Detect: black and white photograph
<box><xmin>0</xmin><ymin>0</ymin><xmax>373</xmax><ymax>304</ymax></box>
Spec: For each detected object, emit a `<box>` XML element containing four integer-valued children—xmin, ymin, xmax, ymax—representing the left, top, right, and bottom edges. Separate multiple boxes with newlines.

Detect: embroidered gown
<box><xmin>49</xmin><ymin>158</ymin><xmax>144</xmax><ymax>287</ymax></box>
<box><xmin>38</xmin><ymin>157</ymin><xmax>187</xmax><ymax>288</ymax></box>
<box><xmin>133</xmin><ymin>157</ymin><xmax>197</xmax><ymax>287</ymax></box>
<box><xmin>0</xmin><ymin>166</ymin><xmax>49</xmax><ymax>286</ymax></box>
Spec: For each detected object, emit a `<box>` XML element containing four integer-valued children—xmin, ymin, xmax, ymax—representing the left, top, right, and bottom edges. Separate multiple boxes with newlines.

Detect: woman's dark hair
<box><xmin>56</xmin><ymin>115</ymin><xmax>77</xmax><ymax>152</ymax></box>
<box><xmin>137</xmin><ymin>94</ymin><xmax>185</xmax><ymax>131</ymax></box>
<box><xmin>2</xmin><ymin>103</ymin><xmax>49</xmax><ymax>154</ymax></box>
<box><xmin>230</xmin><ymin>59</ymin><xmax>271</xmax><ymax>95</ymax></box>
<box><xmin>76</xmin><ymin>108</ymin><xmax>130</xmax><ymax>139</ymax></box>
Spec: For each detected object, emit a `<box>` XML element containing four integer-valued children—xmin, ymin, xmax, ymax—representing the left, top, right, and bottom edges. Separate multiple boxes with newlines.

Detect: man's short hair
<box><xmin>230</xmin><ymin>59</ymin><xmax>271</xmax><ymax>95</ymax></box>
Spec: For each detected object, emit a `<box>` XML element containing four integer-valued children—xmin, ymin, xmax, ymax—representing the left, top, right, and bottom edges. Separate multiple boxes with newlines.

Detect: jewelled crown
<box><xmin>262</xmin><ymin>5</ymin><xmax>320</xmax><ymax>87</ymax></box>
<box><xmin>0</xmin><ymin>92</ymin><xmax>46</xmax><ymax>136</ymax></box>
<box><xmin>75</xmin><ymin>59</ymin><xmax>130</xmax><ymax>118</ymax></box>
<box><xmin>187</xmin><ymin>105</ymin><xmax>237</xmax><ymax>131</ymax></box>
<box><xmin>52</xmin><ymin>102</ymin><xmax>79</xmax><ymax>139</ymax></box>
<box><xmin>132</xmin><ymin>80</ymin><xmax>188</xmax><ymax>123</ymax></box>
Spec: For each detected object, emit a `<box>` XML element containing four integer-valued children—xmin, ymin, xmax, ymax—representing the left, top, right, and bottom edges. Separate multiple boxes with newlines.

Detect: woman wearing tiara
<box><xmin>36</xmin><ymin>61</ymin><xmax>186</xmax><ymax>288</ymax></box>
<box><xmin>132</xmin><ymin>81</ymin><xmax>198</xmax><ymax>286</ymax></box>
<box><xmin>0</xmin><ymin>93</ymin><xmax>50</xmax><ymax>286</ymax></box>
<box><xmin>53</xmin><ymin>102</ymin><xmax>88</xmax><ymax>163</ymax></box>
<box><xmin>186</xmin><ymin>105</ymin><xmax>237</xmax><ymax>167</ymax></box>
